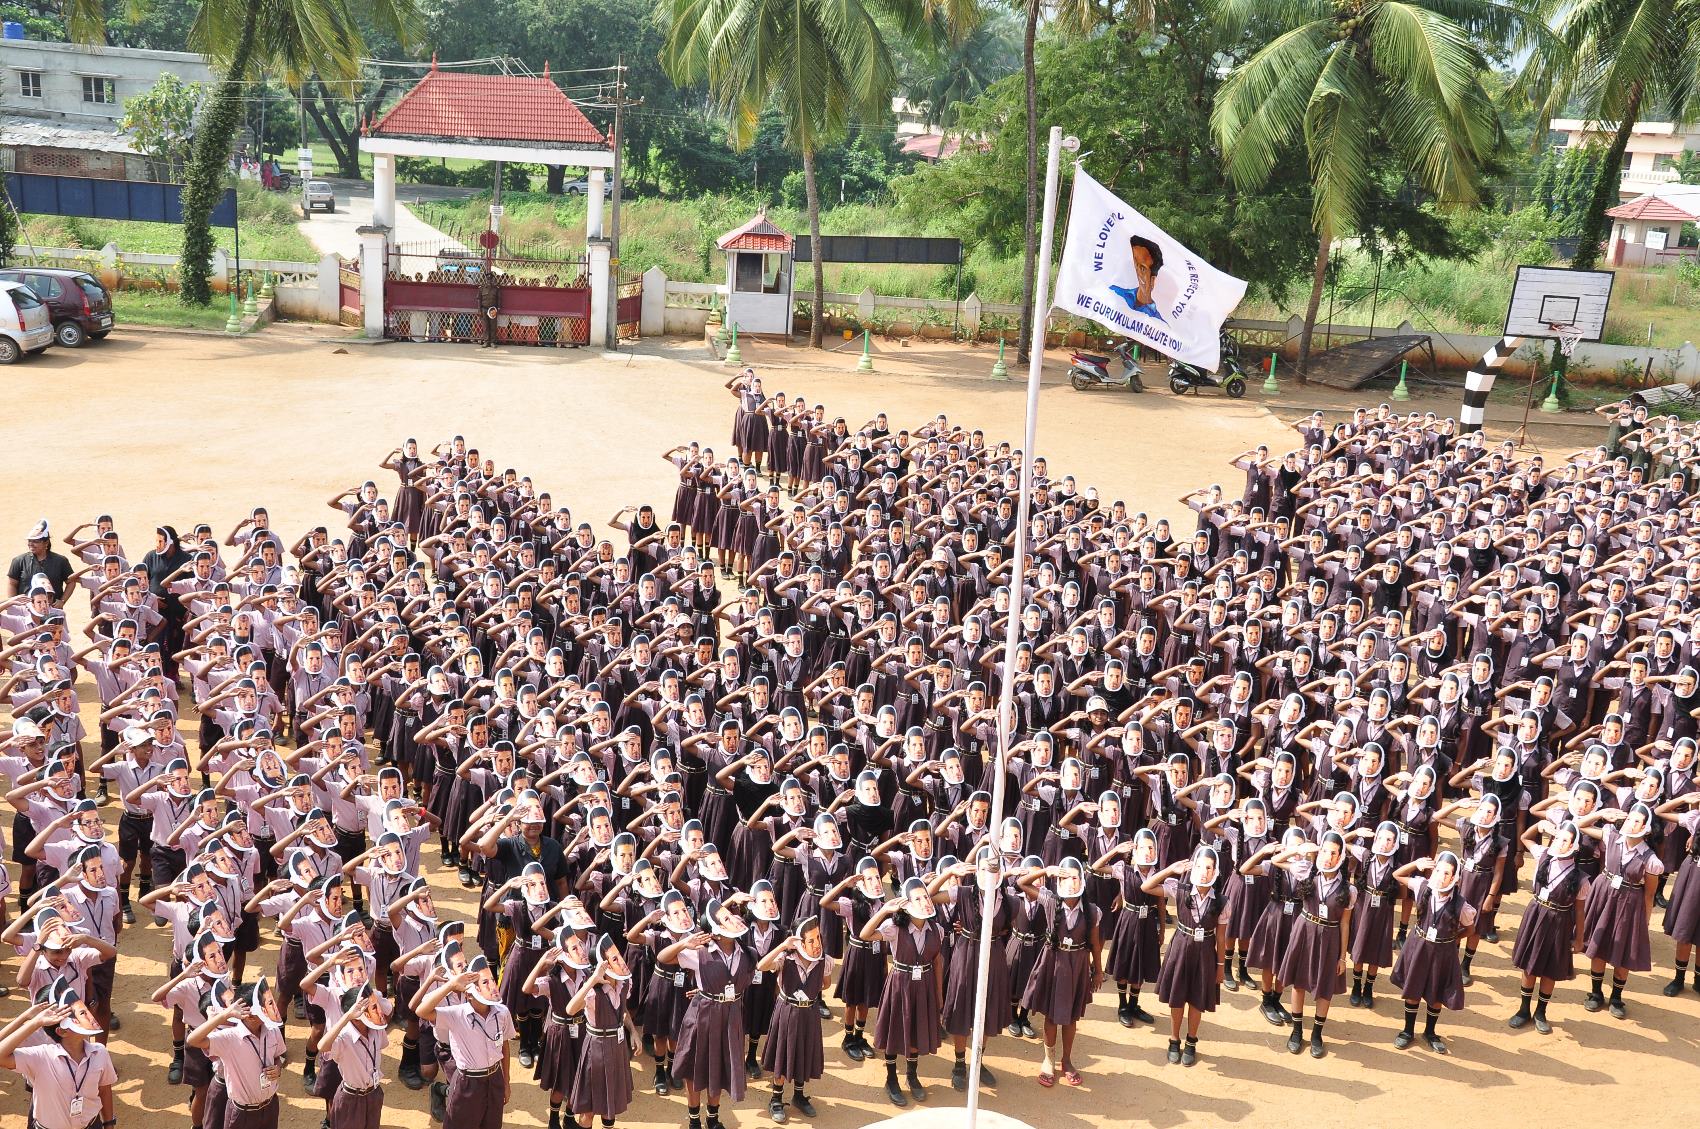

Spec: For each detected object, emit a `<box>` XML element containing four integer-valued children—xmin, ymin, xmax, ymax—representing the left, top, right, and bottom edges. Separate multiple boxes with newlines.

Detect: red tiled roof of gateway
<box><xmin>716</xmin><ymin>212</ymin><xmax>794</xmax><ymax>253</ymax></box>
<box><xmin>1606</xmin><ymin>194</ymin><xmax>1699</xmax><ymax>222</ymax></box>
<box><xmin>367</xmin><ymin>66</ymin><xmax>606</xmax><ymax>148</ymax></box>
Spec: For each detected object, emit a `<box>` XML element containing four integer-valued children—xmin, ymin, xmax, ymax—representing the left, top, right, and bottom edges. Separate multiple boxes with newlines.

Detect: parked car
<box><xmin>0</xmin><ymin>281</ymin><xmax>55</xmax><ymax>364</ymax></box>
<box><xmin>0</xmin><ymin>267</ymin><xmax>115</xmax><ymax>347</ymax></box>
<box><xmin>562</xmin><ymin>179</ymin><xmax>591</xmax><ymax>196</ymax></box>
<box><xmin>304</xmin><ymin>180</ymin><xmax>336</xmax><ymax>213</ymax></box>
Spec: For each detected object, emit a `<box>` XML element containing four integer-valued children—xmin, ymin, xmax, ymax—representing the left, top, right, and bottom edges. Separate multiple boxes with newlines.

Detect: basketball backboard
<box><xmin>1505</xmin><ymin>265</ymin><xmax>1614</xmax><ymax>341</ymax></box>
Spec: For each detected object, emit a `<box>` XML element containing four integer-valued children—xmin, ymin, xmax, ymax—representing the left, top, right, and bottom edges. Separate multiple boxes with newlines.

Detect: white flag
<box><xmin>1053</xmin><ymin>168</ymin><xmax>1247</xmax><ymax>370</ymax></box>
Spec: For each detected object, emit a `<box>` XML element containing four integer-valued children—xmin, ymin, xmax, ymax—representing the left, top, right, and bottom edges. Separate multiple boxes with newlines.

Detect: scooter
<box><xmin>1167</xmin><ymin>333</ymin><xmax>1248</xmax><ymax>398</ymax></box>
<box><xmin>1068</xmin><ymin>340</ymin><xmax>1146</xmax><ymax>392</ymax></box>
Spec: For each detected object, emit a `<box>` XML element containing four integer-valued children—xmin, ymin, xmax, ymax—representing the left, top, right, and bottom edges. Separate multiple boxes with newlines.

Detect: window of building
<box><xmin>18</xmin><ymin>71</ymin><xmax>42</xmax><ymax>98</ymax></box>
<box><xmin>80</xmin><ymin>76</ymin><xmax>116</xmax><ymax>105</ymax></box>
<box><xmin>733</xmin><ymin>252</ymin><xmax>785</xmax><ymax>294</ymax></box>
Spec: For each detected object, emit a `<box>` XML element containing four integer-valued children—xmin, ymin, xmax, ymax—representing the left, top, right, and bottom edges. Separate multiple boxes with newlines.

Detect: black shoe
<box><xmin>1348</xmin><ymin>985</ymin><xmax>1363</xmax><ymax>1008</ymax></box>
<box><xmin>1655</xmin><ymin>892</ymin><xmax>1669</xmax><ymax>909</ymax></box>
<box><xmin>907</xmin><ymin>1065</ymin><xmax>927</xmax><ymax>1102</ymax></box>
<box><xmin>791</xmin><ymin>1093</ymin><xmax>817</xmax><ymax>1119</ymax></box>
<box><xmin>643</xmin><ymin>1033</ymin><xmax>655</xmax><ymax>1057</ymax></box>
<box><xmin>458</xmin><ymin>867</ymin><xmax>476</xmax><ymax>888</ymax></box>
<box><xmin>168</xmin><ymin>1051</ymin><xmax>184</xmax><ymax>1086</ymax></box>
<box><xmin>549</xmin><ymin>1110</ymin><xmax>562</xmax><ymax>1129</ymax></box>
<box><xmin>1508</xmin><ymin>1009</ymin><xmax>1530</xmax><ymax>1030</ymax></box>
<box><xmin>1019</xmin><ymin>1017</ymin><xmax>1037</xmax><ymax>1038</ymax></box>
<box><xmin>1361</xmin><ymin>988</ymin><xmax>1376</xmax><ymax>1010</ymax></box>
<box><xmin>1273</xmin><ymin>1000</ymin><xmax>1293</xmax><ymax>1025</ymax></box>
<box><xmin>979</xmin><ymin>1063</ymin><xmax>995</xmax><ymax>1087</ymax></box>
<box><xmin>1180</xmin><ymin>1040</ymin><xmax>1198</xmax><ymax>1067</ymax></box>
<box><xmin>1222</xmin><ymin>971</ymin><xmax>1240</xmax><ymax>992</ymax></box>
<box><xmin>107</xmin><ymin>1014</ymin><xmax>121</xmax><ymax>1032</ymax></box>
<box><xmin>816</xmin><ymin>1000</ymin><xmax>832</xmax><ymax>1020</ymax></box>
<box><xmin>1259</xmin><ymin>996</ymin><xmax>1285</xmax><ymax>1026</ymax></box>
<box><xmin>293</xmin><ymin>996</ymin><xmax>307</xmax><ymax>1020</ymax></box>
<box><xmin>1663</xmin><ymin>976</ymin><xmax>1685</xmax><ymax>997</ymax></box>
<box><xmin>1286</xmin><ymin>1023</ymin><xmax>1304</xmax><ymax>1054</ymax></box>
<box><xmin>122</xmin><ymin>903</ymin><xmax>136</xmax><ymax>925</ymax></box>
<box><xmin>1608</xmin><ymin>996</ymin><xmax>1627</xmax><ymax>1020</ymax></box>
<box><xmin>519</xmin><ymin>1042</ymin><xmax>535</xmax><ymax>1069</ymax></box>
<box><xmin>1117</xmin><ymin>1002</ymin><xmax>1134</xmax><ymax>1027</ymax></box>
<box><xmin>769</xmin><ymin>1097</ymin><xmax>789</xmax><ymax>1124</ymax></box>
<box><xmin>886</xmin><ymin>1078</ymin><xmax>909</xmax><ymax>1107</ymax></box>
<box><xmin>1166</xmin><ymin>1039</ymin><xmax>1181</xmax><ymax>1064</ymax></box>
<box><xmin>1583</xmin><ymin>991</ymin><xmax>1605</xmax><ymax>1013</ymax></box>
<box><xmin>1482</xmin><ymin>926</ymin><xmax>1499</xmax><ymax>944</ymax></box>
<box><xmin>1309</xmin><ymin>1028</ymin><xmax>1326</xmax><ymax>1059</ymax></box>
<box><xmin>1534</xmin><ymin>1008</ymin><xmax>1552</xmax><ymax>1036</ymax></box>
<box><xmin>1461</xmin><ymin>970</ymin><xmax>1474</xmax><ymax>988</ymax></box>
<box><xmin>951</xmin><ymin>1060</ymin><xmax>967</xmax><ymax>1092</ymax></box>
<box><xmin>430</xmin><ymin>1080</ymin><xmax>448</xmax><ymax>1122</ymax></box>
<box><xmin>841</xmin><ymin>1033</ymin><xmax>865</xmax><ymax>1062</ymax></box>
<box><xmin>303</xmin><ymin>1060</ymin><xmax>317</xmax><ymax>1092</ymax></box>
<box><xmin>1129</xmin><ymin>1003</ymin><xmax>1154</xmax><ymax>1024</ymax></box>
<box><xmin>1425</xmin><ymin>1034</ymin><xmax>1448</xmax><ymax>1055</ymax></box>
<box><xmin>747</xmin><ymin>1049</ymin><xmax>762</xmax><ymax>1080</ymax></box>
<box><xmin>1394</xmin><ymin>1030</ymin><xmax>1414</xmax><ymax>1049</ymax></box>
<box><xmin>400</xmin><ymin>1061</ymin><xmax>425</xmax><ymax>1091</ymax></box>
<box><xmin>1238</xmin><ymin>964</ymin><xmax>1257</xmax><ymax>988</ymax></box>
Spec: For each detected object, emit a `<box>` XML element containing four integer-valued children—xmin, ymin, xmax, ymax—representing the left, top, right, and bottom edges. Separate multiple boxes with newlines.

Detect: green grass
<box><xmin>113</xmin><ymin>289</ymin><xmax>243</xmax><ymax>331</ymax></box>
<box><xmin>19</xmin><ymin>182</ymin><xmax>318</xmax><ymax>263</ymax></box>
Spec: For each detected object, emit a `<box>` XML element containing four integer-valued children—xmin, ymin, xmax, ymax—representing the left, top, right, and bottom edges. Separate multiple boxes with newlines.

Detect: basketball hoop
<box><xmin>1548</xmin><ymin>322</ymin><xmax>1585</xmax><ymax>357</ymax></box>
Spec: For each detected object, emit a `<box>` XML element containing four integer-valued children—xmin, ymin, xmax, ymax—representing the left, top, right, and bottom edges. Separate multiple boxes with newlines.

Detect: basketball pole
<box><xmin>969</xmin><ymin>125</ymin><xmax>1075</xmax><ymax>1129</ymax></box>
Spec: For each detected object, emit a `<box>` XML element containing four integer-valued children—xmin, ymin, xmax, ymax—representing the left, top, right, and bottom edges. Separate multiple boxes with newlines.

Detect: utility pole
<box><xmin>604</xmin><ymin>57</ymin><xmax>640</xmax><ymax>351</ymax></box>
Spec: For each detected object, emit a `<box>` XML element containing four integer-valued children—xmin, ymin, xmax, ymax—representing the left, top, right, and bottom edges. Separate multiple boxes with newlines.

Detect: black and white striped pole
<box><xmin>1459</xmin><ymin>335</ymin><xmax>1521</xmax><ymax>433</ymax></box>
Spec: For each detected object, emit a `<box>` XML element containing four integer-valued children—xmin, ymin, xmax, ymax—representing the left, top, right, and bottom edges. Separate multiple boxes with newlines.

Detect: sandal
<box><xmin>1062</xmin><ymin>1070</ymin><xmax>1083</xmax><ymax>1087</ymax></box>
<box><xmin>1037</xmin><ymin>1071</ymin><xmax>1055</xmax><ymax>1088</ymax></box>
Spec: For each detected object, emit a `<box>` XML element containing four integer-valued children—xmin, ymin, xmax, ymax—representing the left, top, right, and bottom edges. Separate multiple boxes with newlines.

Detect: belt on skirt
<box><xmin>232</xmin><ymin>1097</ymin><xmax>277</xmax><ymax>1111</ymax></box>
<box><xmin>1533</xmin><ymin>897</ymin><xmax>1575</xmax><ymax>912</ymax></box>
<box><xmin>547</xmin><ymin>1012</ymin><xmax>581</xmax><ymax>1028</ymax></box>
<box><xmin>890</xmin><ymin>961</ymin><xmax>930</xmax><ymax>976</ymax></box>
<box><xmin>585</xmin><ymin>1025</ymin><xmax>622</xmax><ymax>1038</ymax></box>
<box><xmin>1053</xmin><ymin>939</ymin><xmax>1089</xmax><ymax>951</ymax></box>
<box><xmin>1300</xmin><ymin>910</ymin><xmax>1340</xmax><ymax>928</ymax></box>
<box><xmin>691</xmin><ymin>990</ymin><xmax>743</xmax><ymax>1004</ymax></box>
<box><xmin>339</xmin><ymin>1082</ymin><xmax>379</xmax><ymax>1096</ymax></box>
<box><xmin>1173</xmin><ymin>925</ymin><xmax>1215</xmax><ymax>943</ymax></box>
<box><xmin>1011</xmin><ymin>931</ymin><xmax>1038</xmax><ymax>943</ymax></box>
<box><xmin>459</xmin><ymin>1065</ymin><xmax>501</xmax><ymax>1078</ymax></box>
<box><xmin>705</xmin><ymin>785</ymin><xmax>730</xmax><ymax>797</ymax></box>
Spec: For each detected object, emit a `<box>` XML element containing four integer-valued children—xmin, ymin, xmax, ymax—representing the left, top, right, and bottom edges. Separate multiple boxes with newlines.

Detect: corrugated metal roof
<box><xmin>1</xmin><ymin>116</ymin><xmax>137</xmax><ymax>155</ymax></box>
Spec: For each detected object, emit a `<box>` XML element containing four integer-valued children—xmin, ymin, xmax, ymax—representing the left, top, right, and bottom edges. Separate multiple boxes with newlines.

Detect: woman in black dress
<box><xmin>1146</xmin><ymin>845</ymin><xmax>1226</xmax><ymax>1067</ymax></box>
<box><xmin>757</xmin><ymin>918</ymin><xmax>829</xmax><ymax>1123</ymax></box>
<box><xmin>1389</xmin><ymin>850</ymin><xmax>1476</xmax><ymax>1054</ymax></box>
<box><xmin>1508</xmin><ymin>818</ymin><xmax>1588</xmax><ymax>1033</ymax></box>
<box><xmin>862</xmin><ymin>875</ymin><xmax>945</xmax><ymax>1107</ymax></box>
<box><xmin>660</xmin><ymin>899</ymin><xmax>756</xmax><ymax>1129</ymax></box>
<box><xmin>1093</xmin><ymin>826</ymin><xmax>1163</xmax><ymax>1026</ymax></box>
<box><xmin>1017</xmin><ymin>856</ymin><xmax>1102</xmax><ymax>1087</ymax></box>
<box><xmin>1581</xmin><ymin>802</ymin><xmax>1666</xmax><ymax>1018</ymax></box>
<box><xmin>1272</xmin><ymin>830</ymin><xmax>1354</xmax><ymax>1058</ymax></box>
<box><xmin>565</xmin><ymin>937</ymin><xmax>636</xmax><ymax>1129</ymax></box>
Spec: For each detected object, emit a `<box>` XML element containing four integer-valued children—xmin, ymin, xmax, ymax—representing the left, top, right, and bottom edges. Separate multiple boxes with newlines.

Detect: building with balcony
<box><xmin>1549</xmin><ymin>118</ymin><xmax>1698</xmax><ymax>199</ymax></box>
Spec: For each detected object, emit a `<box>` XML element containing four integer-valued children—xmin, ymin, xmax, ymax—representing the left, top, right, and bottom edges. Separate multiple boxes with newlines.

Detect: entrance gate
<box><xmin>382</xmin><ymin>243</ymin><xmax>593</xmax><ymax>346</ymax></box>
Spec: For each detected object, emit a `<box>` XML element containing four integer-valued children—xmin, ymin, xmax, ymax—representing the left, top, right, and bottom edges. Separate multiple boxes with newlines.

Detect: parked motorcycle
<box><xmin>1167</xmin><ymin>333</ymin><xmax>1248</xmax><ymax>398</ymax></box>
<box><xmin>1068</xmin><ymin>340</ymin><xmax>1146</xmax><ymax>392</ymax></box>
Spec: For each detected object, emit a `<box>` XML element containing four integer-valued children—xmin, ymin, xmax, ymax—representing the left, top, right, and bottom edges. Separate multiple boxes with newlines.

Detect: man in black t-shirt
<box><xmin>7</xmin><ymin>519</ymin><xmax>73</xmax><ymax>603</ymax></box>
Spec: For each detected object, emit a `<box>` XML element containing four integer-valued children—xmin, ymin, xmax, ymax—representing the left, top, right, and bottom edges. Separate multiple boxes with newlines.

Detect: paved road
<box><xmin>296</xmin><ymin>177</ymin><xmax>474</xmax><ymax>260</ymax></box>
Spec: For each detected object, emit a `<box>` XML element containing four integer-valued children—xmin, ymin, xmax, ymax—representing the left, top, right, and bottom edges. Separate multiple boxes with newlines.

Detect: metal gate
<box><xmin>383</xmin><ymin>243</ymin><xmax>591</xmax><ymax>346</ymax></box>
<box><xmin>338</xmin><ymin>256</ymin><xmax>362</xmax><ymax>327</ymax></box>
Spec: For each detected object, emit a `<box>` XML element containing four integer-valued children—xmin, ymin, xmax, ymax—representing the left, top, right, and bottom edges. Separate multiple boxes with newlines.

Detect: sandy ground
<box><xmin>0</xmin><ymin>327</ymin><xmax>1683</xmax><ymax>1129</ymax></box>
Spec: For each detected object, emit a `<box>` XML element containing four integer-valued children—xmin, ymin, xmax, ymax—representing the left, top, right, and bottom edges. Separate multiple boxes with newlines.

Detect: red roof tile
<box><xmin>369</xmin><ymin>69</ymin><xmax>606</xmax><ymax>149</ymax></box>
<box><xmin>1606</xmin><ymin>194</ymin><xmax>1699</xmax><ymax>222</ymax></box>
<box><xmin>717</xmin><ymin>213</ymin><xmax>794</xmax><ymax>253</ymax></box>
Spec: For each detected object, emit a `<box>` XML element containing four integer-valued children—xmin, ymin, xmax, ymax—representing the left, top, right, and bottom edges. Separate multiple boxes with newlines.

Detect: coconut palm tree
<box><xmin>1523</xmin><ymin>0</ymin><xmax>1700</xmax><ymax>271</ymax></box>
<box><xmin>1211</xmin><ymin>0</ymin><xmax>1530</xmax><ymax>377</ymax></box>
<box><xmin>661</xmin><ymin>0</ymin><xmax>973</xmax><ymax>347</ymax></box>
<box><xmin>66</xmin><ymin>0</ymin><xmax>418</xmax><ymax>304</ymax></box>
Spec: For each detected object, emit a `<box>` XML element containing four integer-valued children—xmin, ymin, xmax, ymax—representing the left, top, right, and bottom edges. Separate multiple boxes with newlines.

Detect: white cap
<box><xmin>1085</xmin><ymin>695</ymin><xmax>1109</xmax><ymax>713</ymax></box>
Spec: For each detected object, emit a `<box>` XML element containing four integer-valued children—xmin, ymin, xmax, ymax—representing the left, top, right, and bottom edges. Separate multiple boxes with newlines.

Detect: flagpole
<box><xmin>965</xmin><ymin>125</ymin><xmax>1076</xmax><ymax>1129</ymax></box>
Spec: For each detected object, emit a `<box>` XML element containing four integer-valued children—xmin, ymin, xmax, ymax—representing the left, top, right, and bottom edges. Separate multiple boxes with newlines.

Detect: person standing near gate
<box><xmin>479</xmin><ymin>269</ymin><xmax>499</xmax><ymax>349</ymax></box>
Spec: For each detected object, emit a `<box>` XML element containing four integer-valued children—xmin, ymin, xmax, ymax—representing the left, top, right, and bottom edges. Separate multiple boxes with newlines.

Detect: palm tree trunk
<box><xmin>179</xmin><ymin>4</ymin><xmax>261</xmax><ymax>305</ymax></box>
<box><xmin>1016</xmin><ymin>0</ymin><xmax>1040</xmax><ymax>364</ymax></box>
<box><xmin>1296</xmin><ymin>231</ymin><xmax>1330</xmax><ymax>383</ymax></box>
<box><xmin>1571</xmin><ymin>81</ymin><xmax>1645</xmax><ymax>272</ymax></box>
<box><xmin>803</xmin><ymin>148</ymin><xmax>826</xmax><ymax>349</ymax></box>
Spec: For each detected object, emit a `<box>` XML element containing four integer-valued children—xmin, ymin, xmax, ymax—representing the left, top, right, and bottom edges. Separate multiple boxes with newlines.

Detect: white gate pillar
<box><xmin>358</xmin><ymin>223</ymin><xmax>390</xmax><ymax>340</ymax></box>
<box><xmin>586</xmin><ymin>169</ymin><xmax>605</xmax><ymax>240</ymax></box>
<box><xmin>588</xmin><ymin>238</ymin><xmax>611</xmax><ymax>348</ymax></box>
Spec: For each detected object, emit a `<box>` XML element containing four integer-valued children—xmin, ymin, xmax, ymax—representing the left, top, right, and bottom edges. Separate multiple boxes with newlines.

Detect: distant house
<box><xmin>1</xmin><ymin>37</ymin><xmax>211</xmax><ymax>180</ymax></box>
<box><xmin>1606</xmin><ymin>185</ymin><xmax>1700</xmax><ymax>267</ymax></box>
<box><xmin>1549</xmin><ymin>118</ymin><xmax>1699</xmax><ymax>200</ymax></box>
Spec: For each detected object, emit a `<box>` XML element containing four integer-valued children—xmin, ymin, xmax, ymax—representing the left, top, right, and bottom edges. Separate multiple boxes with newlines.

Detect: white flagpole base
<box><xmin>862</xmin><ymin>1110</ymin><xmax>1039</xmax><ymax>1129</ymax></box>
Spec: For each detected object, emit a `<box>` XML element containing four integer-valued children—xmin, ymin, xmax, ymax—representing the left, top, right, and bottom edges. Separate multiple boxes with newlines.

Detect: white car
<box><xmin>0</xmin><ymin>281</ymin><xmax>54</xmax><ymax>364</ymax></box>
<box><xmin>303</xmin><ymin>181</ymin><xmax>336</xmax><ymax>213</ymax></box>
